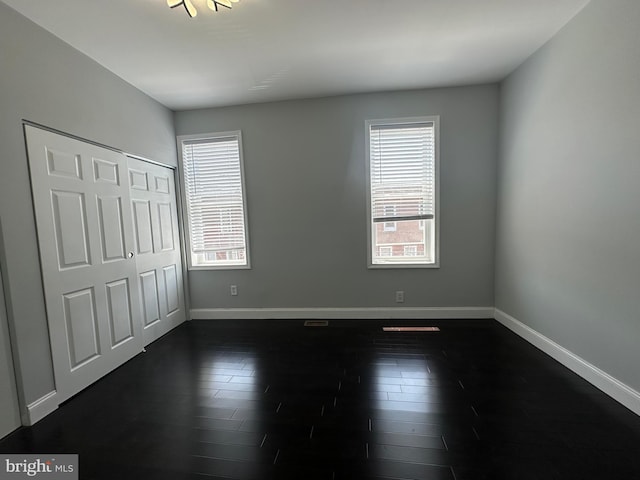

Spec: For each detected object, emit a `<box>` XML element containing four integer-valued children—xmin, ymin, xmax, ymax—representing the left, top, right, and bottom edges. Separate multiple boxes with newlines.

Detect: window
<box><xmin>366</xmin><ymin>117</ymin><xmax>439</xmax><ymax>267</ymax></box>
<box><xmin>179</xmin><ymin>132</ymin><xmax>250</xmax><ymax>268</ymax></box>
<box><xmin>383</xmin><ymin>221</ymin><xmax>397</xmax><ymax>232</ymax></box>
<box><xmin>383</xmin><ymin>205</ymin><xmax>397</xmax><ymax>232</ymax></box>
<box><xmin>404</xmin><ymin>245</ymin><xmax>418</xmax><ymax>257</ymax></box>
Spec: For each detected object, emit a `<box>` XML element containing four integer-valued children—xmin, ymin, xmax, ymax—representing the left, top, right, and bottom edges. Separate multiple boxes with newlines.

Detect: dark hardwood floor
<box><xmin>2</xmin><ymin>319</ymin><xmax>639</xmax><ymax>479</ymax></box>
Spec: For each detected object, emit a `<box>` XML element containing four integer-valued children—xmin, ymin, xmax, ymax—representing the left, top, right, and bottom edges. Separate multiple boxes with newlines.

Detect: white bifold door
<box><xmin>26</xmin><ymin>126</ymin><xmax>185</xmax><ymax>404</ymax></box>
<box><xmin>128</xmin><ymin>157</ymin><xmax>185</xmax><ymax>345</ymax></box>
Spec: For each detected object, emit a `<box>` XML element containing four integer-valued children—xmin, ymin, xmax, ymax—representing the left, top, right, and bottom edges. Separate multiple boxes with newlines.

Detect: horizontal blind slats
<box><xmin>370</xmin><ymin>122</ymin><xmax>436</xmax><ymax>220</ymax></box>
<box><xmin>182</xmin><ymin>136</ymin><xmax>248</xmax><ymax>258</ymax></box>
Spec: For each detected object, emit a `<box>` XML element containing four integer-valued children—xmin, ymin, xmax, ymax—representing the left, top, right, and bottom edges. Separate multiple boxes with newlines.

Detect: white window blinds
<box><xmin>367</xmin><ymin>117</ymin><xmax>438</xmax><ymax>267</ymax></box>
<box><xmin>369</xmin><ymin>122</ymin><xmax>435</xmax><ymax>224</ymax></box>
<box><xmin>181</xmin><ymin>133</ymin><xmax>249</xmax><ymax>268</ymax></box>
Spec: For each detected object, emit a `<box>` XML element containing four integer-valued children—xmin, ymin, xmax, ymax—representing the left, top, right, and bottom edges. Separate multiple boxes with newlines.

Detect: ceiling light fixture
<box><xmin>167</xmin><ymin>0</ymin><xmax>197</xmax><ymax>18</ymax></box>
<box><xmin>168</xmin><ymin>0</ymin><xmax>240</xmax><ymax>18</ymax></box>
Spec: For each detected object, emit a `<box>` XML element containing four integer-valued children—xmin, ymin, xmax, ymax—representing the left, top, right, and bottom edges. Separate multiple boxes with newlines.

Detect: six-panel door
<box><xmin>26</xmin><ymin>126</ymin><xmax>185</xmax><ymax>403</ymax></box>
<box><xmin>128</xmin><ymin>157</ymin><xmax>185</xmax><ymax>345</ymax></box>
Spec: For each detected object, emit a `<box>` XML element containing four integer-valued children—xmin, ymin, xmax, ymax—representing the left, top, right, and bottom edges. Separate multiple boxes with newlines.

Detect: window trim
<box><xmin>177</xmin><ymin>131</ymin><xmax>251</xmax><ymax>270</ymax></box>
<box><xmin>365</xmin><ymin>116</ymin><xmax>440</xmax><ymax>269</ymax></box>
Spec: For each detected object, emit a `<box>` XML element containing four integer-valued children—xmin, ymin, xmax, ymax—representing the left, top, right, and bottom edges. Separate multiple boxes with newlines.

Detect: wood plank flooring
<box><xmin>1</xmin><ymin>319</ymin><xmax>639</xmax><ymax>479</ymax></box>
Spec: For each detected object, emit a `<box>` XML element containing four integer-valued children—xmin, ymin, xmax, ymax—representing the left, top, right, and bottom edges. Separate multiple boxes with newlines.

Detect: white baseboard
<box><xmin>22</xmin><ymin>390</ymin><xmax>58</xmax><ymax>426</ymax></box>
<box><xmin>190</xmin><ymin>306</ymin><xmax>495</xmax><ymax>320</ymax></box>
<box><xmin>495</xmin><ymin>309</ymin><xmax>640</xmax><ymax>416</ymax></box>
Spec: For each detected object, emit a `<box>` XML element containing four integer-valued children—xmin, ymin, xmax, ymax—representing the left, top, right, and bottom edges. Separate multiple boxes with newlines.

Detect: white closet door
<box><xmin>0</xmin><ymin>263</ymin><xmax>21</xmax><ymax>438</ymax></box>
<box><xmin>128</xmin><ymin>157</ymin><xmax>186</xmax><ymax>345</ymax></box>
<box><xmin>26</xmin><ymin>126</ymin><xmax>144</xmax><ymax>403</ymax></box>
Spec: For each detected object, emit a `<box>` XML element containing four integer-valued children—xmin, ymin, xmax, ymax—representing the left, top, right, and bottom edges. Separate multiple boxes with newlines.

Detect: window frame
<box><xmin>177</xmin><ymin>131</ymin><xmax>251</xmax><ymax>270</ymax></box>
<box><xmin>365</xmin><ymin>116</ymin><xmax>440</xmax><ymax>269</ymax></box>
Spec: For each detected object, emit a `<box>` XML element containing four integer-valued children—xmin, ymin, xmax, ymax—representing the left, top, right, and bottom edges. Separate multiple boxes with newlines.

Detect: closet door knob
<box><xmin>128</xmin><ymin>252</ymin><xmax>135</xmax><ymax>259</ymax></box>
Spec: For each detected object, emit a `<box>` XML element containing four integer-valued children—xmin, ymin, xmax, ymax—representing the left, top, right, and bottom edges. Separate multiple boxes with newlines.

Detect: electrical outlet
<box><xmin>395</xmin><ymin>290</ymin><xmax>404</xmax><ymax>303</ymax></box>
<box><xmin>230</xmin><ymin>285</ymin><xmax>238</xmax><ymax>296</ymax></box>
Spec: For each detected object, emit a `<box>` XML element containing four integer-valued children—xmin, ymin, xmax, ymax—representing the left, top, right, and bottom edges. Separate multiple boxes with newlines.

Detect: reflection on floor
<box><xmin>1</xmin><ymin>319</ymin><xmax>640</xmax><ymax>479</ymax></box>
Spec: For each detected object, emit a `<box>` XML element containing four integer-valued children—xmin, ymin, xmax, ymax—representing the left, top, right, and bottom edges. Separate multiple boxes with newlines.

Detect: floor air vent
<box><xmin>382</xmin><ymin>326</ymin><xmax>440</xmax><ymax>332</ymax></box>
<box><xmin>304</xmin><ymin>320</ymin><xmax>329</xmax><ymax>327</ymax></box>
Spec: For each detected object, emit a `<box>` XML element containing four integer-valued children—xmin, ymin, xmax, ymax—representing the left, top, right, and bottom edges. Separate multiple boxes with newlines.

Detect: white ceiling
<box><xmin>1</xmin><ymin>0</ymin><xmax>589</xmax><ymax>111</ymax></box>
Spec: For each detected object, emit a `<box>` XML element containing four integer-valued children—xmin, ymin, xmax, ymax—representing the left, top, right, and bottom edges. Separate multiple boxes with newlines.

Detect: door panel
<box><xmin>93</xmin><ymin>157</ymin><xmax>120</xmax><ymax>185</ymax></box>
<box><xmin>128</xmin><ymin>157</ymin><xmax>186</xmax><ymax>345</ymax></box>
<box><xmin>63</xmin><ymin>288</ymin><xmax>100</xmax><ymax>369</ymax></box>
<box><xmin>129</xmin><ymin>169</ymin><xmax>148</xmax><ymax>190</ymax></box>
<box><xmin>51</xmin><ymin>191</ymin><xmax>92</xmax><ymax>269</ymax></box>
<box><xmin>106</xmin><ymin>279</ymin><xmax>134</xmax><ymax>347</ymax></box>
<box><xmin>155</xmin><ymin>175</ymin><xmax>170</xmax><ymax>194</ymax></box>
<box><xmin>26</xmin><ymin>126</ymin><xmax>144</xmax><ymax>403</ymax></box>
<box><xmin>97</xmin><ymin>196</ymin><xmax>126</xmax><ymax>262</ymax></box>
<box><xmin>157</xmin><ymin>202</ymin><xmax>174</xmax><ymax>251</ymax></box>
<box><xmin>163</xmin><ymin>265</ymin><xmax>179</xmax><ymax>315</ymax></box>
<box><xmin>132</xmin><ymin>200</ymin><xmax>154</xmax><ymax>255</ymax></box>
<box><xmin>140</xmin><ymin>271</ymin><xmax>161</xmax><ymax>327</ymax></box>
<box><xmin>47</xmin><ymin>149</ymin><xmax>82</xmax><ymax>179</ymax></box>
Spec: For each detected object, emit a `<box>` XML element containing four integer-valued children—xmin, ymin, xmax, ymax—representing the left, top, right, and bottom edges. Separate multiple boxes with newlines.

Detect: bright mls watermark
<box><xmin>0</xmin><ymin>455</ymin><xmax>77</xmax><ymax>479</ymax></box>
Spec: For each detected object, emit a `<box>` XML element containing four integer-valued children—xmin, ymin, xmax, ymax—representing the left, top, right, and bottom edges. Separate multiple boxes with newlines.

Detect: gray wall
<box><xmin>0</xmin><ymin>2</ymin><xmax>176</xmax><ymax>406</ymax></box>
<box><xmin>0</xmin><ymin>243</ymin><xmax>20</xmax><ymax>436</ymax></box>
<box><xmin>496</xmin><ymin>0</ymin><xmax>640</xmax><ymax>392</ymax></box>
<box><xmin>175</xmin><ymin>85</ymin><xmax>499</xmax><ymax>310</ymax></box>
